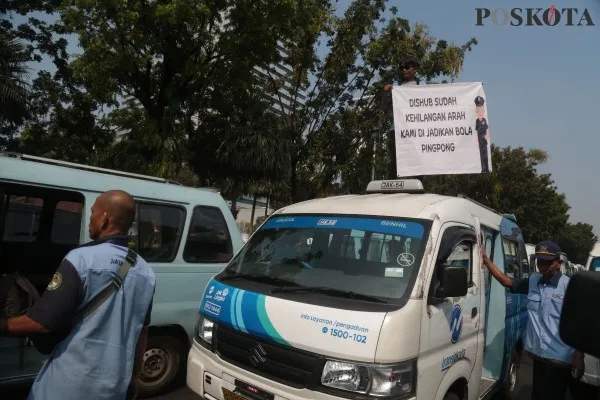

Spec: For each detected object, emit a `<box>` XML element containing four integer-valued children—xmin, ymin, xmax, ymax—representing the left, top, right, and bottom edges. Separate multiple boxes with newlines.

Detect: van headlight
<box><xmin>321</xmin><ymin>359</ymin><xmax>415</xmax><ymax>397</ymax></box>
<box><xmin>194</xmin><ymin>313</ymin><xmax>214</xmax><ymax>349</ymax></box>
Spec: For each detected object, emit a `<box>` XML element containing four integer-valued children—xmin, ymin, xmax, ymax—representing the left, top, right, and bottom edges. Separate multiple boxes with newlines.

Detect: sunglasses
<box><xmin>400</xmin><ymin>64</ymin><xmax>416</xmax><ymax>70</ymax></box>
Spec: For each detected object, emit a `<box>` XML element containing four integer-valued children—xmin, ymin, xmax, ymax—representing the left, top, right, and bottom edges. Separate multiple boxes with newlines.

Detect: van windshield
<box><xmin>218</xmin><ymin>215</ymin><xmax>428</xmax><ymax>304</ymax></box>
<box><xmin>591</xmin><ymin>257</ymin><xmax>600</xmax><ymax>271</ymax></box>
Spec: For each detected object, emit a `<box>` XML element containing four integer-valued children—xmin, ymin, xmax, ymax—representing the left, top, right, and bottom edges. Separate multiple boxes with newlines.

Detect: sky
<box><xmin>9</xmin><ymin>0</ymin><xmax>600</xmax><ymax>233</ymax></box>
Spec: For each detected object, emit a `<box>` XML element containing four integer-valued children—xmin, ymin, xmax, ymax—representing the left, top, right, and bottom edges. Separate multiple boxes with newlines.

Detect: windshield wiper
<box><xmin>218</xmin><ymin>273</ymin><xmax>301</xmax><ymax>288</ymax></box>
<box><xmin>270</xmin><ymin>286</ymin><xmax>387</xmax><ymax>303</ymax></box>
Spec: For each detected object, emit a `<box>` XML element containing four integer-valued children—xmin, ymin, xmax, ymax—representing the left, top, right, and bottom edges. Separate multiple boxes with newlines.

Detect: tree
<box><xmin>56</xmin><ymin>0</ymin><xmax>299</xmax><ymax>176</ymax></box>
<box><xmin>17</xmin><ymin>70</ymin><xmax>115</xmax><ymax>163</ymax></box>
<box><xmin>261</xmin><ymin>0</ymin><xmax>477</xmax><ymax>202</ymax></box>
<box><xmin>421</xmin><ymin>145</ymin><xmax>571</xmax><ymax>244</ymax></box>
<box><xmin>557</xmin><ymin>223</ymin><xmax>597</xmax><ymax>265</ymax></box>
<box><xmin>0</xmin><ymin>31</ymin><xmax>31</xmax><ymax>149</ymax></box>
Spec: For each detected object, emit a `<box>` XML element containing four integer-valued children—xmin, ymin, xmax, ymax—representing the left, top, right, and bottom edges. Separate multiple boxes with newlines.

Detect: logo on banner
<box><xmin>449</xmin><ymin>305</ymin><xmax>463</xmax><ymax>344</ymax></box>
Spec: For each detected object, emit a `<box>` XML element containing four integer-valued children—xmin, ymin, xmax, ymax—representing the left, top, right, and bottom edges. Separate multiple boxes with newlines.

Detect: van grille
<box><xmin>215</xmin><ymin>324</ymin><xmax>324</xmax><ymax>389</ymax></box>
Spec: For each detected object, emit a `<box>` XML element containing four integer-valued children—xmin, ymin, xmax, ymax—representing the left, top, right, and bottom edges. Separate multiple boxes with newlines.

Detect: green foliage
<box><xmin>0</xmin><ymin>31</ymin><xmax>31</xmax><ymax>149</ymax></box>
<box><xmin>557</xmin><ymin>223</ymin><xmax>598</xmax><ymax>265</ymax></box>
<box><xmin>262</xmin><ymin>0</ymin><xmax>477</xmax><ymax>203</ymax></box>
<box><xmin>17</xmin><ymin>70</ymin><xmax>114</xmax><ymax>163</ymax></box>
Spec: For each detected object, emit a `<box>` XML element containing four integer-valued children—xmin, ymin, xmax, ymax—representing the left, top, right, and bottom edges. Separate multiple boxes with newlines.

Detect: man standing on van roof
<box><xmin>0</xmin><ymin>190</ymin><xmax>156</xmax><ymax>400</ymax></box>
<box><xmin>481</xmin><ymin>240</ymin><xmax>584</xmax><ymax>400</ymax></box>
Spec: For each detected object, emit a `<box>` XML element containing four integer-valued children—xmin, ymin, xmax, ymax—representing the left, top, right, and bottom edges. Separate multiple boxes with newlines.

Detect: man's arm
<box><xmin>481</xmin><ymin>250</ymin><xmax>529</xmax><ymax>294</ymax></box>
<box><xmin>0</xmin><ymin>259</ymin><xmax>83</xmax><ymax>336</ymax></box>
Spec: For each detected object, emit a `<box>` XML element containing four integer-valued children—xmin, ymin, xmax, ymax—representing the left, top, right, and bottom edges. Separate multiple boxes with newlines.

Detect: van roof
<box><xmin>590</xmin><ymin>242</ymin><xmax>600</xmax><ymax>257</ymax></box>
<box><xmin>276</xmin><ymin>192</ymin><xmax>516</xmax><ymax>230</ymax></box>
<box><xmin>0</xmin><ymin>153</ymin><xmax>224</xmax><ymax>205</ymax></box>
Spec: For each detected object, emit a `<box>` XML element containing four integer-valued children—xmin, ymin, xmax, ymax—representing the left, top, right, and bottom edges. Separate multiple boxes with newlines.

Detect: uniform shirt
<box><xmin>511</xmin><ymin>271</ymin><xmax>575</xmax><ymax>364</ymax></box>
<box><xmin>26</xmin><ymin>236</ymin><xmax>156</xmax><ymax>400</ymax></box>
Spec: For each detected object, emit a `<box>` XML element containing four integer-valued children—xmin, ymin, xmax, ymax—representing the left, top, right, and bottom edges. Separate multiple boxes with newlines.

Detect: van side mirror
<box><xmin>560</xmin><ymin>272</ymin><xmax>600</xmax><ymax>358</ymax></box>
<box><xmin>435</xmin><ymin>266</ymin><xmax>468</xmax><ymax>299</ymax></box>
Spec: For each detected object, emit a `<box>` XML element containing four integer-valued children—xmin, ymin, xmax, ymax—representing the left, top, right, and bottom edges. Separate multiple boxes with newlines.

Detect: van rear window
<box><xmin>183</xmin><ymin>206</ymin><xmax>233</xmax><ymax>263</ymax></box>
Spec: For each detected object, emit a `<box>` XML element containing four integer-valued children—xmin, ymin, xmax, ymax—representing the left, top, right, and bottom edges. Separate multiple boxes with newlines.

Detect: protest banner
<box><xmin>391</xmin><ymin>82</ymin><xmax>491</xmax><ymax>176</ymax></box>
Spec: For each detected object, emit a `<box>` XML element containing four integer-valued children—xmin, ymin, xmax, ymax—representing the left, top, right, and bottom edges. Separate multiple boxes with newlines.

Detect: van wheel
<box><xmin>503</xmin><ymin>350</ymin><xmax>521</xmax><ymax>399</ymax></box>
<box><xmin>138</xmin><ymin>335</ymin><xmax>184</xmax><ymax>398</ymax></box>
<box><xmin>443</xmin><ymin>392</ymin><xmax>460</xmax><ymax>400</ymax></box>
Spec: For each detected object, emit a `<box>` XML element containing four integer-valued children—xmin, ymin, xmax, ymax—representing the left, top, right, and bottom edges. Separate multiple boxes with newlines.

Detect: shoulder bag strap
<box><xmin>73</xmin><ymin>248</ymin><xmax>138</xmax><ymax>322</ymax></box>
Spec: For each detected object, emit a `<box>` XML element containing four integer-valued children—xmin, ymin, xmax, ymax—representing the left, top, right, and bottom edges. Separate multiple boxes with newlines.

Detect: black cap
<box><xmin>399</xmin><ymin>56</ymin><xmax>419</xmax><ymax>69</ymax></box>
<box><xmin>474</xmin><ymin>96</ymin><xmax>485</xmax><ymax>107</ymax></box>
<box><xmin>532</xmin><ymin>240</ymin><xmax>562</xmax><ymax>261</ymax></box>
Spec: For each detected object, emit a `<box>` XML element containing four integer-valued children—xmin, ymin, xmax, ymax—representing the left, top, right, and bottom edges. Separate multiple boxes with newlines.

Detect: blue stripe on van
<box><xmin>261</xmin><ymin>216</ymin><xmax>425</xmax><ymax>239</ymax></box>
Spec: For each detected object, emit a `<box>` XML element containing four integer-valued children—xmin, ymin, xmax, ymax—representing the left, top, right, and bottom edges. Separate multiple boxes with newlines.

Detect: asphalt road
<box><xmin>0</xmin><ymin>354</ymin><xmax>575</xmax><ymax>400</ymax></box>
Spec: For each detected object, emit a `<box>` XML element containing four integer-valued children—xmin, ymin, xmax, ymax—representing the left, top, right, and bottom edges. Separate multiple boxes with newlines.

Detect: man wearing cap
<box><xmin>481</xmin><ymin>240</ymin><xmax>584</xmax><ymax>400</ymax></box>
<box><xmin>474</xmin><ymin>95</ymin><xmax>490</xmax><ymax>173</ymax></box>
<box><xmin>383</xmin><ymin>55</ymin><xmax>420</xmax><ymax>91</ymax></box>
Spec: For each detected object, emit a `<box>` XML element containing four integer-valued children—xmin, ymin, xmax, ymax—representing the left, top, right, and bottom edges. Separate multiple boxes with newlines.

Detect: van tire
<box><xmin>443</xmin><ymin>392</ymin><xmax>460</xmax><ymax>400</ymax></box>
<box><xmin>503</xmin><ymin>349</ymin><xmax>521</xmax><ymax>399</ymax></box>
<box><xmin>137</xmin><ymin>335</ymin><xmax>184</xmax><ymax>398</ymax></box>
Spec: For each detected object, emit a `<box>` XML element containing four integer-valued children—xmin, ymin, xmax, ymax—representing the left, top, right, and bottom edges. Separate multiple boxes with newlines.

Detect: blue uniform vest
<box><xmin>29</xmin><ymin>242</ymin><xmax>155</xmax><ymax>400</ymax></box>
<box><xmin>524</xmin><ymin>272</ymin><xmax>574</xmax><ymax>364</ymax></box>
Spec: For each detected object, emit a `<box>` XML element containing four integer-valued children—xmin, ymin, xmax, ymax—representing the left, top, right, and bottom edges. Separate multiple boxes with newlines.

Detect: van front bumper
<box><xmin>187</xmin><ymin>340</ymin><xmax>416</xmax><ymax>400</ymax></box>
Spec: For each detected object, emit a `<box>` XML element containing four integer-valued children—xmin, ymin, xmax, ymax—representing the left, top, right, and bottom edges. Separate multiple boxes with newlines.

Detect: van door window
<box><xmin>503</xmin><ymin>239</ymin><xmax>520</xmax><ymax>278</ymax></box>
<box><xmin>446</xmin><ymin>241</ymin><xmax>473</xmax><ymax>286</ymax></box>
<box><xmin>2</xmin><ymin>196</ymin><xmax>43</xmax><ymax>242</ymax></box>
<box><xmin>183</xmin><ymin>206</ymin><xmax>233</xmax><ymax>263</ymax></box>
<box><xmin>517</xmin><ymin>241</ymin><xmax>531</xmax><ymax>277</ymax></box>
<box><xmin>129</xmin><ymin>203</ymin><xmax>185</xmax><ymax>262</ymax></box>
<box><xmin>51</xmin><ymin>201</ymin><xmax>84</xmax><ymax>245</ymax></box>
<box><xmin>482</xmin><ymin>230</ymin><xmax>495</xmax><ymax>290</ymax></box>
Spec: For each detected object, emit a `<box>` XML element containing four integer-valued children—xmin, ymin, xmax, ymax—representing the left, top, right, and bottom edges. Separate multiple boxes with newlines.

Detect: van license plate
<box><xmin>222</xmin><ymin>388</ymin><xmax>249</xmax><ymax>400</ymax></box>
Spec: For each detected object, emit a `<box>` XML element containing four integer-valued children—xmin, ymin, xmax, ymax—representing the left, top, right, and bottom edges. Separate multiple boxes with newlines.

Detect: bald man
<box><xmin>0</xmin><ymin>190</ymin><xmax>156</xmax><ymax>400</ymax></box>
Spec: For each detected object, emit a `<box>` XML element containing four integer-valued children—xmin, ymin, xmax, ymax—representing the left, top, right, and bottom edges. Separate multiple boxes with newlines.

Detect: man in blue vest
<box><xmin>0</xmin><ymin>190</ymin><xmax>156</xmax><ymax>400</ymax></box>
<box><xmin>481</xmin><ymin>240</ymin><xmax>584</xmax><ymax>400</ymax></box>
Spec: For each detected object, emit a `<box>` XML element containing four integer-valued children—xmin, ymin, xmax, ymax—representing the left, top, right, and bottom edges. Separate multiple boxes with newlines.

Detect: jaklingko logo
<box><xmin>476</xmin><ymin>6</ymin><xmax>594</xmax><ymax>26</ymax></box>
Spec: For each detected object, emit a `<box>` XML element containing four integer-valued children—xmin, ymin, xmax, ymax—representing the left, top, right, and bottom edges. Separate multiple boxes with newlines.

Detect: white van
<box><xmin>580</xmin><ymin>243</ymin><xmax>600</xmax><ymax>392</ymax></box>
<box><xmin>525</xmin><ymin>244</ymin><xmax>535</xmax><ymax>260</ymax></box>
<box><xmin>187</xmin><ymin>179</ymin><xmax>531</xmax><ymax>400</ymax></box>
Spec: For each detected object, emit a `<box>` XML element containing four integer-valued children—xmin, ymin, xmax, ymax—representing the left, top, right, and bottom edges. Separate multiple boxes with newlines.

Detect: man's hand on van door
<box><xmin>479</xmin><ymin>245</ymin><xmax>488</xmax><ymax>264</ymax></box>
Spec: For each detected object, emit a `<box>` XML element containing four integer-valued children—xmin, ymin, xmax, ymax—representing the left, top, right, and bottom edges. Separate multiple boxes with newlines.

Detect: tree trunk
<box><xmin>250</xmin><ymin>194</ymin><xmax>258</xmax><ymax>231</ymax></box>
<box><xmin>291</xmin><ymin>159</ymin><xmax>298</xmax><ymax>202</ymax></box>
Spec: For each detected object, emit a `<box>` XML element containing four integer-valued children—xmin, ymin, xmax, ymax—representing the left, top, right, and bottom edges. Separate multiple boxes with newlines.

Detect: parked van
<box><xmin>579</xmin><ymin>243</ymin><xmax>600</xmax><ymax>394</ymax></box>
<box><xmin>525</xmin><ymin>243</ymin><xmax>535</xmax><ymax>263</ymax></box>
<box><xmin>0</xmin><ymin>153</ymin><xmax>243</xmax><ymax>396</ymax></box>
<box><xmin>186</xmin><ymin>179</ymin><xmax>530</xmax><ymax>400</ymax></box>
